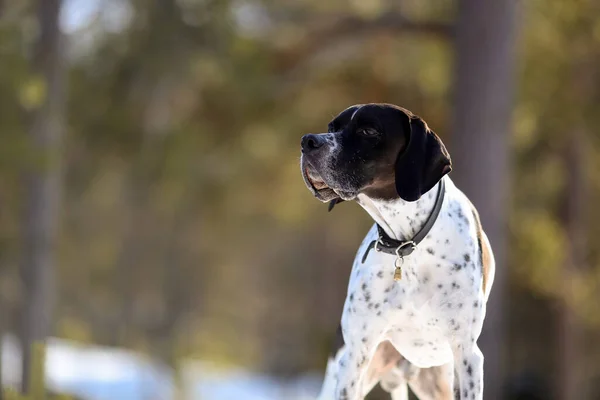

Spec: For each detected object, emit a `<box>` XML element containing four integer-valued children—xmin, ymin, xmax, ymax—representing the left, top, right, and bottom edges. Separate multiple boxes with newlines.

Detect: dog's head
<box><xmin>300</xmin><ymin>103</ymin><xmax>452</xmax><ymax>203</ymax></box>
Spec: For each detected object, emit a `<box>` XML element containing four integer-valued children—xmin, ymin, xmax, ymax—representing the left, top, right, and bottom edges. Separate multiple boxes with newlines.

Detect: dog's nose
<box><xmin>301</xmin><ymin>134</ymin><xmax>326</xmax><ymax>153</ymax></box>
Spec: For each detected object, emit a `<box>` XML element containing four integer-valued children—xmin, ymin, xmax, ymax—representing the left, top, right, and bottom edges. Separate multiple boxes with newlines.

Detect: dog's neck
<box><xmin>355</xmin><ymin>183</ymin><xmax>440</xmax><ymax>241</ymax></box>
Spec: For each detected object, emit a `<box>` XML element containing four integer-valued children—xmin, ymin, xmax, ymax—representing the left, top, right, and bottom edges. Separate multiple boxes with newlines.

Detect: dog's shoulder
<box><xmin>436</xmin><ymin>178</ymin><xmax>495</xmax><ymax>298</ymax></box>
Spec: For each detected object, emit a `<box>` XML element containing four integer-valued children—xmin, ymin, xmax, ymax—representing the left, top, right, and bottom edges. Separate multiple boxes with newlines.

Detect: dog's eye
<box><xmin>358</xmin><ymin>128</ymin><xmax>379</xmax><ymax>137</ymax></box>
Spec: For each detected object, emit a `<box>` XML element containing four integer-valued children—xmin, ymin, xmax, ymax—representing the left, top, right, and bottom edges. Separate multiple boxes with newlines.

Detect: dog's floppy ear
<box><xmin>394</xmin><ymin>116</ymin><xmax>452</xmax><ymax>202</ymax></box>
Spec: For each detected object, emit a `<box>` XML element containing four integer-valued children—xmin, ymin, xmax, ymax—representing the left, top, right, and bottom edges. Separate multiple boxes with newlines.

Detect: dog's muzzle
<box><xmin>300</xmin><ymin>157</ymin><xmax>338</xmax><ymax>202</ymax></box>
<box><xmin>300</xmin><ymin>134</ymin><xmax>339</xmax><ymax>202</ymax></box>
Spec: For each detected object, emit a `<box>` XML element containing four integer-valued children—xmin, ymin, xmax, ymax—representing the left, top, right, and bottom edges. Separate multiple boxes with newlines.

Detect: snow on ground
<box><xmin>1</xmin><ymin>335</ymin><xmax>323</xmax><ymax>400</ymax></box>
<box><xmin>183</xmin><ymin>361</ymin><xmax>321</xmax><ymax>400</ymax></box>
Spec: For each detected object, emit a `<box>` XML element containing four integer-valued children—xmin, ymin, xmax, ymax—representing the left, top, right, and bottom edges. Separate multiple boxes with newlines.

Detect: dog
<box><xmin>300</xmin><ymin>103</ymin><xmax>495</xmax><ymax>400</ymax></box>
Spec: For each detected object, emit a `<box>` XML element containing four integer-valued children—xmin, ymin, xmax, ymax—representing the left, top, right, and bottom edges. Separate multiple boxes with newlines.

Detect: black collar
<box><xmin>361</xmin><ymin>179</ymin><xmax>446</xmax><ymax>264</ymax></box>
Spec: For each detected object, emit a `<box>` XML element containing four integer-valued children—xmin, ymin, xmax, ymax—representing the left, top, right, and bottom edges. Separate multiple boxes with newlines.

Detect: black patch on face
<box><xmin>301</xmin><ymin>103</ymin><xmax>451</xmax><ymax>202</ymax></box>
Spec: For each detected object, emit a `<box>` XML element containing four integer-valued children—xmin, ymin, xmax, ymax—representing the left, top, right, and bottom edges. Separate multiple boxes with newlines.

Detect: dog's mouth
<box><xmin>305</xmin><ymin>167</ymin><xmax>328</xmax><ymax>190</ymax></box>
<box><xmin>300</xmin><ymin>158</ymin><xmax>339</xmax><ymax>202</ymax></box>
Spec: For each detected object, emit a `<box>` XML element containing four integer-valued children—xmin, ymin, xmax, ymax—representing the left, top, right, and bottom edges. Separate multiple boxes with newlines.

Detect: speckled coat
<box><xmin>300</xmin><ymin>103</ymin><xmax>495</xmax><ymax>400</ymax></box>
<box><xmin>332</xmin><ymin>177</ymin><xmax>494</xmax><ymax>400</ymax></box>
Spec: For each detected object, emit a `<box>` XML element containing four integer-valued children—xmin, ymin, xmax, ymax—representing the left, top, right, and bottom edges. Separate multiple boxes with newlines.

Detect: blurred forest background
<box><xmin>1</xmin><ymin>0</ymin><xmax>600</xmax><ymax>399</ymax></box>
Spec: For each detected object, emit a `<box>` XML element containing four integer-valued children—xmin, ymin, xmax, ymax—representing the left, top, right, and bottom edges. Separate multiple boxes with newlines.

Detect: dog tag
<box><xmin>393</xmin><ymin>257</ymin><xmax>403</xmax><ymax>281</ymax></box>
<box><xmin>393</xmin><ymin>266</ymin><xmax>402</xmax><ymax>281</ymax></box>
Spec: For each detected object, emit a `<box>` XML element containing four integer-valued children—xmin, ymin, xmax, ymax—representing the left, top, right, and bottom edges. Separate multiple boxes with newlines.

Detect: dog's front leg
<box><xmin>380</xmin><ymin>369</ymin><xmax>409</xmax><ymax>400</ymax></box>
<box><xmin>388</xmin><ymin>385</ymin><xmax>409</xmax><ymax>400</ymax></box>
<box><xmin>453</xmin><ymin>342</ymin><xmax>484</xmax><ymax>400</ymax></box>
<box><xmin>407</xmin><ymin>362</ymin><xmax>455</xmax><ymax>400</ymax></box>
<box><xmin>334</xmin><ymin>339</ymin><xmax>375</xmax><ymax>400</ymax></box>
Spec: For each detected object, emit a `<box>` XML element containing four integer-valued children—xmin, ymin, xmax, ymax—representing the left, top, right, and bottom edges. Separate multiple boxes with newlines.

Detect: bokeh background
<box><xmin>1</xmin><ymin>0</ymin><xmax>600</xmax><ymax>399</ymax></box>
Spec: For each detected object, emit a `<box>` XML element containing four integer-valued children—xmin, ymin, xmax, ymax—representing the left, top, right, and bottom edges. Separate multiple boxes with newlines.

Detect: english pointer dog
<box><xmin>300</xmin><ymin>104</ymin><xmax>494</xmax><ymax>400</ymax></box>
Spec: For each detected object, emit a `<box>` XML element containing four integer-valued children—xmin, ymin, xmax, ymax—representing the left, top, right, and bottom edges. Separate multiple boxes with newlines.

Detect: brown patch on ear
<box><xmin>468</xmin><ymin>201</ymin><xmax>491</xmax><ymax>296</ymax></box>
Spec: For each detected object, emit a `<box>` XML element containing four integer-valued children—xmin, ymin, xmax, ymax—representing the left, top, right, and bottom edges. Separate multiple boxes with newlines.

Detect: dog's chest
<box><xmin>346</xmin><ymin>260</ymin><xmax>451</xmax><ymax>366</ymax></box>
<box><xmin>344</xmin><ymin>222</ymin><xmax>478</xmax><ymax>368</ymax></box>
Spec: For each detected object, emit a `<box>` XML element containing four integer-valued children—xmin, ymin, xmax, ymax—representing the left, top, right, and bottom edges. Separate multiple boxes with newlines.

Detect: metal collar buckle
<box><xmin>395</xmin><ymin>241</ymin><xmax>416</xmax><ymax>256</ymax></box>
<box><xmin>375</xmin><ymin>238</ymin><xmax>384</xmax><ymax>252</ymax></box>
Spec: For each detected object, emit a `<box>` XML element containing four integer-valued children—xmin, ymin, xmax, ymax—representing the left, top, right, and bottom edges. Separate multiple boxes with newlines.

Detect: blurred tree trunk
<box><xmin>556</xmin><ymin>128</ymin><xmax>585</xmax><ymax>400</ymax></box>
<box><xmin>450</xmin><ymin>0</ymin><xmax>519</xmax><ymax>398</ymax></box>
<box><xmin>555</xmin><ymin>49</ymin><xmax>593</xmax><ymax>399</ymax></box>
<box><xmin>19</xmin><ymin>0</ymin><xmax>65</xmax><ymax>392</ymax></box>
<box><xmin>0</xmin><ymin>308</ymin><xmax>3</xmax><ymax>400</ymax></box>
<box><xmin>110</xmin><ymin>165</ymin><xmax>151</xmax><ymax>346</ymax></box>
